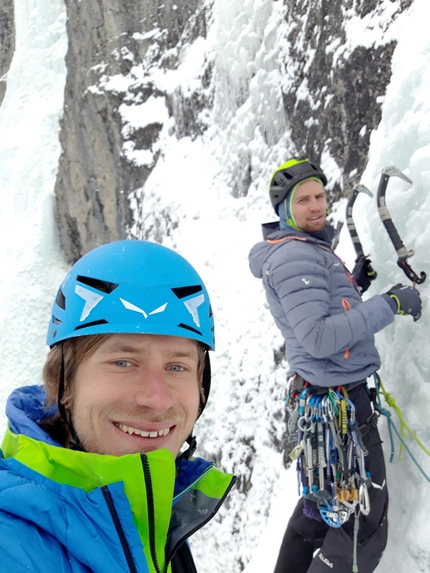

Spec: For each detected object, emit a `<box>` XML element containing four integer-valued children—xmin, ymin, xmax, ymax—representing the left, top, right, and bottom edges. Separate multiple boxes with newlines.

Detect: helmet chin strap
<box><xmin>58</xmin><ymin>343</ymin><xmax>86</xmax><ymax>452</ymax></box>
<box><xmin>182</xmin><ymin>434</ymin><xmax>197</xmax><ymax>459</ymax></box>
<box><xmin>177</xmin><ymin>434</ymin><xmax>197</xmax><ymax>474</ymax></box>
<box><xmin>177</xmin><ymin>351</ymin><xmax>211</xmax><ymax>469</ymax></box>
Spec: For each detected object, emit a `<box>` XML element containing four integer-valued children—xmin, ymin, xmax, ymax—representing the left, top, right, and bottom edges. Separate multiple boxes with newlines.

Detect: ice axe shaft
<box><xmin>376</xmin><ymin>166</ymin><xmax>426</xmax><ymax>285</ymax></box>
<box><xmin>346</xmin><ymin>184</ymin><xmax>373</xmax><ymax>259</ymax></box>
<box><xmin>346</xmin><ymin>185</ymin><xmax>377</xmax><ymax>282</ymax></box>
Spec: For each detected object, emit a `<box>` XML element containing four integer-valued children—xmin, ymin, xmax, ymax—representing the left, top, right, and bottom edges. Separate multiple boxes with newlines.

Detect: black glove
<box><xmin>384</xmin><ymin>283</ymin><xmax>422</xmax><ymax>322</ymax></box>
<box><xmin>352</xmin><ymin>256</ymin><xmax>377</xmax><ymax>293</ymax></box>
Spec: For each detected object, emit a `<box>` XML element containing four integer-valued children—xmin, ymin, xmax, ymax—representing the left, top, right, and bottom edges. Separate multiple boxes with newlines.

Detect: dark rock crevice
<box><xmin>281</xmin><ymin>0</ymin><xmax>402</xmax><ymax>201</ymax></box>
<box><xmin>0</xmin><ymin>1</ymin><xmax>15</xmax><ymax>108</ymax></box>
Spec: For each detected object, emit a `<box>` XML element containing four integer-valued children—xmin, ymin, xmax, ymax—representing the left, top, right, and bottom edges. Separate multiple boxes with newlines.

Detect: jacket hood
<box><xmin>6</xmin><ymin>385</ymin><xmax>61</xmax><ymax>446</ymax></box>
<box><xmin>249</xmin><ymin>222</ymin><xmax>336</xmax><ymax>279</ymax></box>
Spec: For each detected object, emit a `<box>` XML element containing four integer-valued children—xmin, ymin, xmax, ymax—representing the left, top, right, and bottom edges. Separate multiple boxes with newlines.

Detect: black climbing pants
<box><xmin>274</xmin><ymin>384</ymin><xmax>388</xmax><ymax>573</ymax></box>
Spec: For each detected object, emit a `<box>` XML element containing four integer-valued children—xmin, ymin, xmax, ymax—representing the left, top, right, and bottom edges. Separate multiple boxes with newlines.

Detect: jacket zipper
<box><xmin>141</xmin><ymin>454</ymin><xmax>162</xmax><ymax>573</ymax></box>
<box><xmin>341</xmin><ymin>298</ymin><xmax>352</xmax><ymax>358</ymax></box>
<box><xmin>101</xmin><ymin>486</ymin><xmax>138</xmax><ymax>573</ymax></box>
<box><xmin>267</xmin><ymin>235</ymin><xmax>308</xmax><ymax>244</ymax></box>
<box><xmin>167</xmin><ymin>476</ymin><xmax>236</xmax><ymax>565</ymax></box>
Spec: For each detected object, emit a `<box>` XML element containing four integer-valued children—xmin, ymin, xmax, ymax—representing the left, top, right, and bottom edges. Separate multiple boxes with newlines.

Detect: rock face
<box><xmin>54</xmin><ymin>0</ymin><xmax>412</xmax><ymax>263</ymax></box>
<box><xmin>280</xmin><ymin>0</ymin><xmax>412</xmax><ymax>200</ymax></box>
<box><xmin>0</xmin><ymin>0</ymin><xmax>15</xmax><ymax>108</ymax></box>
<box><xmin>55</xmin><ymin>0</ymin><xmax>204</xmax><ymax>263</ymax></box>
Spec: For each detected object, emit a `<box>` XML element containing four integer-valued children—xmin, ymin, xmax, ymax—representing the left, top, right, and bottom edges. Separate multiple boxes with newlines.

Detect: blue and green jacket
<box><xmin>0</xmin><ymin>385</ymin><xmax>235</xmax><ymax>572</ymax></box>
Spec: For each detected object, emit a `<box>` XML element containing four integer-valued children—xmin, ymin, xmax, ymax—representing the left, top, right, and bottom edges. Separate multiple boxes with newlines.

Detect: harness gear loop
<box><xmin>287</xmin><ymin>380</ymin><xmax>373</xmax><ymax>549</ymax></box>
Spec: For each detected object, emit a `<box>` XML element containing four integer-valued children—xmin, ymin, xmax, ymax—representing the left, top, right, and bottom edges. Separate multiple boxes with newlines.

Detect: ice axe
<box><xmin>346</xmin><ymin>184</ymin><xmax>377</xmax><ymax>279</ymax></box>
<box><xmin>376</xmin><ymin>166</ymin><xmax>426</xmax><ymax>285</ymax></box>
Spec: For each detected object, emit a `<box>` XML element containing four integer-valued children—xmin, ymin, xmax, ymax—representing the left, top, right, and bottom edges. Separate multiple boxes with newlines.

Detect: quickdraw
<box><xmin>287</xmin><ymin>383</ymin><xmax>374</xmax><ymax>572</ymax></box>
<box><xmin>287</xmin><ymin>385</ymin><xmax>372</xmax><ymax>528</ymax></box>
<box><xmin>286</xmin><ymin>374</ymin><xmax>430</xmax><ymax>572</ymax></box>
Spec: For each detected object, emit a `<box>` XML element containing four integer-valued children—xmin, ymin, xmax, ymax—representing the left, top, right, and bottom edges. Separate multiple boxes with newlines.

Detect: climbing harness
<box><xmin>287</xmin><ymin>376</ymin><xmax>372</xmax><ymax>573</ymax></box>
<box><xmin>288</xmin><ymin>384</ymin><xmax>372</xmax><ymax>526</ymax></box>
<box><xmin>287</xmin><ymin>381</ymin><xmax>373</xmax><ymax>572</ymax></box>
<box><xmin>287</xmin><ymin>373</ymin><xmax>430</xmax><ymax>571</ymax></box>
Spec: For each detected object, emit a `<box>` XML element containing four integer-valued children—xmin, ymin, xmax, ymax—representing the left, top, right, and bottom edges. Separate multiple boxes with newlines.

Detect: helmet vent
<box><xmin>75</xmin><ymin>319</ymin><xmax>108</xmax><ymax>331</ymax></box>
<box><xmin>76</xmin><ymin>275</ymin><xmax>118</xmax><ymax>294</ymax></box>
<box><xmin>178</xmin><ymin>323</ymin><xmax>202</xmax><ymax>336</ymax></box>
<box><xmin>56</xmin><ymin>289</ymin><xmax>66</xmax><ymax>310</ymax></box>
<box><xmin>280</xmin><ymin>172</ymin><xmax>293</xmax><ymax>182</ymax></box>
<box><xmin>172</xmin><ymin>285</ymin><xmax>202</xmax><ymax>299</ymax></box>
<box><xmin>53</xmin><ymin>316</ymin><xmax>62</xmax><ymax>325</ymax></box>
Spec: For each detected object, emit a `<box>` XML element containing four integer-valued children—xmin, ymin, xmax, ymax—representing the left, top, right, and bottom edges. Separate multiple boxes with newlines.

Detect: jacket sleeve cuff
<box><xmin>381</xmin><ymin>293</ymin><xmax>398</xmax><ymax>314</ymax></box>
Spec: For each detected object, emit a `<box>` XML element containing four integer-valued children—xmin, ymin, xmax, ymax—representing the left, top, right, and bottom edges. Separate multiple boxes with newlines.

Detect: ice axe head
<box><xmin>382</xmin><ymin>166</ymin><xmax>413</xmax><ymax>185</ymax></box>
<box><xmin>354</xmin><ymin>184</ymin><xmax>373</xmax><ymax>198</ymax></box>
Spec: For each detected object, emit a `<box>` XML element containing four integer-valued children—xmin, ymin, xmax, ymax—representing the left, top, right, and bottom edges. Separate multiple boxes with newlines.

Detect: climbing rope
<box><xmin>371</xmin><ymin>372</ymin><xmax>430</xmax><ymax>483</ymax></box>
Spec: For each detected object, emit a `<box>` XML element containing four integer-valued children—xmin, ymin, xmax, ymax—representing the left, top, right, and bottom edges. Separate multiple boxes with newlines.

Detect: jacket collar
<box><xmin>3</xmin><ymin>385</ymin><xmax>215</xmax><ymax>496</ymax></box>
<box><xmin>2</xmin><ymin>385</ymin><xmax>235</xmax><ymax>571</ymax></box>
<box><xmin>261</xmin><ymin>220</ymin><xmax>336</xmax><ymax>247</ymax></box>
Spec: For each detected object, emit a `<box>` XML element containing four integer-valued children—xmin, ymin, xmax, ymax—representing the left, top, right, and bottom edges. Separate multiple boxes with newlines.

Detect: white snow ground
<box><xmin>0</xmin><ymin>0</ymin><xmax>429</xmax><ymax>572</ymax></box>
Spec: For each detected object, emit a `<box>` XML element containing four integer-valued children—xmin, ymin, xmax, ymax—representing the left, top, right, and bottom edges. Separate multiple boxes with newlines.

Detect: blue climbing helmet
<box><xmin>47</xmin><ymin>240</ymin><xmax>214</xmax><ymax>413</ymax></box>
<box><xmin>47</xmin><ymin>240</ymin><xmax>215</xmax><ymax>350</ymax></box>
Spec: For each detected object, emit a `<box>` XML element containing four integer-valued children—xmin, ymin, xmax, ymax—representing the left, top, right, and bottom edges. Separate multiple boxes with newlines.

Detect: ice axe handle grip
<box><xmin>378</xmin><ymin>214</ymin><xmax>405</xmax><ymax>254</ymax></box>
<box><xmin>397</xmin><ymin>258</ymin><xmax>426</xmax><ymax>285</ymax></box>
<box><xmin>377</xmin><ymin>172</ymin><xmax>426</xmax><ymax>285</ymax></box>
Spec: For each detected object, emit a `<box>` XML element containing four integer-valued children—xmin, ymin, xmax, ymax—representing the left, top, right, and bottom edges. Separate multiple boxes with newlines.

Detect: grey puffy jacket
<box><xmin>249</xmin><ymin>223</ymin><xmax>395</xmax><ymax>387</ymax></box>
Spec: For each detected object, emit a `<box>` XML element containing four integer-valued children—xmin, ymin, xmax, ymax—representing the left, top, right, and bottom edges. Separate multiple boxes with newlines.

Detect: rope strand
<box><xmin>372</xmin><ymin>373</ymin><xmax>430</xmax><ymax>482</ymax></box>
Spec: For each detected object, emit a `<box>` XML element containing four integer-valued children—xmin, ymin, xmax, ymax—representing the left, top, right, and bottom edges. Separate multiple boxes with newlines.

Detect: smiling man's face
<box><xmin>291</xmin><ymin>179</ymin><xmax>327</xmax><ymax>233</ymax></box>
<box><xmin>68</xmin><ymin>333</ymin><xmax>201</xmax><ymax>457</ymax></box>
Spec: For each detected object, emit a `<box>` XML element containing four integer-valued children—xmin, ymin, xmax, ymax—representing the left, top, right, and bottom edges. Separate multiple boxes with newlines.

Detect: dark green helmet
<box><xmin>269</xmin><ymin>158</ymin><xmax>327</xmax><ymax>214</ymax></box>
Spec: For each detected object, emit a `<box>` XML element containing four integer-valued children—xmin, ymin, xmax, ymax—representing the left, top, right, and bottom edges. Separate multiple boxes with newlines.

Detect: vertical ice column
<box><xmin>0</xmin><ymin>0</ymin><xmax>68</xmax><ymax>434</ymax></box>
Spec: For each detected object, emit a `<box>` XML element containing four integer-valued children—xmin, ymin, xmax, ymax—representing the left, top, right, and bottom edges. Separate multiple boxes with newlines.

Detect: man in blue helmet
<box><xmin>0</xmin><ymin>240</ymin><xmax>235</xmax><ymax>573</ymax></box>
<box><xmin>249</xmin><ymin>159</ymin><xmax>422</xmax><ymax>573</ymax></box>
